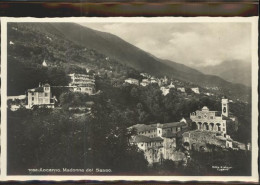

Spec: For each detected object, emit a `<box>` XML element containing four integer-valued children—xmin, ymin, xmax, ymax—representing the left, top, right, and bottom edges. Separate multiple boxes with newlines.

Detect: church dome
<box><xmin>202</xmin><ymin>106</ymin><xmax>209</xmax><ymax>111</ymax></box>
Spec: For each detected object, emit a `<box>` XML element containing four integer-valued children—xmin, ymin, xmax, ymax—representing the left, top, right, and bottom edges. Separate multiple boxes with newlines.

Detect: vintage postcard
<box><xmin>1</xmin><ymin>17</ymin><xmax>258</xmax><ymax>182</ymax></box>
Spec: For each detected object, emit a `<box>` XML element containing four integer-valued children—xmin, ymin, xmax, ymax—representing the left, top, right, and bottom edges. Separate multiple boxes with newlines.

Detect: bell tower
<box><xmin>222</xmin><ymin>98</ymin><xmax>229</xmax><ymax>117</ymax></box>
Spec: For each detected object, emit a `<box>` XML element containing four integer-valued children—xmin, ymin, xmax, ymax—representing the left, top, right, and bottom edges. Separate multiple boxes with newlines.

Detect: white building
<box><xmin>71</xmin><ymin>85</ymin><xmax>95</xmax><ymax>94</ymax></box>
<box><xmin>140</xmin><ymin>73</ymin><xmax>150</xmax><ymax>78</ymax></box>
<box><xmin>160</xmin><ymin>87</ymin><xmax>170</xmax><ymax>96</ymax></box>
<box><xmin>150</xmin><ymin>77</ymin><xmax>158</xmax><ymax>84</ymax></box>
<box><xmin>125</xmin><ymin>78</ymin><xmax>139</xmax><ymax>85</ymax></box>
<box><xmin>190</xmin><ymin>98</ymin><xmax>235</xmax><ymax>135</ymax></box>
<box><xmin>177</xmin><ymin>87</ymin><xmax>185</xmax><ymax>93</ymax></box>
<box><xmin>68</xmin><ymin>73</ymin><xmax>96</xmax><ymax>95</ymax></box>
<box><xmin>168</xmin><ymin>82</ymin><xmax>175</xmax><ymax>88</ymax></box>
<box><xmin>68</xmin><ymin>73</ymin><xmax>95</xmax><ymax>86</ymax></box>
<box><xmin>191</xmin><ymin>87</ymin><xmax>200</xmax><ymax>94</ymax></box>
<box><xmin>140</xmin><ymin>79</ymin><xmax>150</xmax><ymax>87</ymax></box>
<box><xmin>27</xmin><ymin>83</ymin><xmax>55</xmax><ymax>109</ymax></box>
<box><xmin>129</xmin><ymin>120</ymin><xmax>188</xmax><ymax>164</ymax></box>
<box><xmin>42</xmin><ymin>60</ymin><xmax>48</xmax><ymax>67</ymax></box>
<box><xmin>204</xmin><ymin>92</ymin><xmax>214</xmax><ymax>96</ymax></box>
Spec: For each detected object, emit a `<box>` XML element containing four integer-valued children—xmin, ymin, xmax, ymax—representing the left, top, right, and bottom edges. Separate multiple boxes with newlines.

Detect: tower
<box><xmin>42</xmin><ymin>59</ymin><xmax>48</xmax><ymax>67</ymax></box>
<box><xmin>222</xmin><ymin>98</ymin><xmax>229</xmax><ymax>117</ymax></box>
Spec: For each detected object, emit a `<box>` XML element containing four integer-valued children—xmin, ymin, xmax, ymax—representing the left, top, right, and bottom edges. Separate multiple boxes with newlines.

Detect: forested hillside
<box><xmin>7</xmin><ymin>22</ymin><xmax>250</xmax><ymax>102</ymax></box>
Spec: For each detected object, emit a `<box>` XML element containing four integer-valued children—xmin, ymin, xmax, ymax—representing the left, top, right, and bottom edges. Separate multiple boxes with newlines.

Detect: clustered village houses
<box><xmin>7</xmin><ymin>65</ymin><xmax>250</xmax><ymax>165</ymax></box>
<box><xmin>128</xmin><ymin>98</ymin><xmax>248</xmax><ymax>165</ymax></box>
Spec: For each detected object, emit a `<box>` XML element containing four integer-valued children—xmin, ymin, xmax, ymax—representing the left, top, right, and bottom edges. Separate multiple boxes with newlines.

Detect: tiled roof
<box><xmin>28</xmin><ymin>84</ymin><xmax>50</xmax><ymax>93</ymax></box>
<box><xmin>34</xmin><ymin>87</ymin><xmax>44</xmax><ymax>92</ymax></box>
<box><xmin>28</xmin><ymin>87</ymin><xmax>44</xmax><ymax>92</ymax></box>
<box><xmin>131</xmin><ymin>124</ymin><xmax>156</xmax><ymax>132</ymax></box>
<box><xmin>130</xmin><ymin>122</ymin><xmax>187</xmax><ymax>132</ymax></box>
<box><xmin>159</xmin><ymin>122</ymin><xmax>186</xmax><ymax>129</ymax></box>
<box><xmin>150</xmin><ymin>137</ymin><xmax>163</xmax><ymax>142</ymax></box>
<box><xmin>131</xmin><ymin>135</ymin><xmax>151</xmax><ymax>143</ymax></box>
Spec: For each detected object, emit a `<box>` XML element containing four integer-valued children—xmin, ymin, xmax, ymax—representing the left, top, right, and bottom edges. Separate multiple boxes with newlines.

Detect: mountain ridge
<box><xmin>8</xmin><ymin>22</ymin><xmax>251</xmax><ymax>102</ymax></box>
<box><xmin>195</xmin><ymin>60</ymin><xmax>251</xmax><ymax>87</ymax></box>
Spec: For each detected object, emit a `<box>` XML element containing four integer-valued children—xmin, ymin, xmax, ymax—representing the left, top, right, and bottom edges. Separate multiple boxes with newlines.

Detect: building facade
<box><xmin>160</xmin><ymin>87</ymin><xmax>170</xmax><ymax>96</ymax></box>
<box><xmin>68</xmin><ymin>73</ymin><xmax>95</xmax><ymax>86</ymax></box>
<box><xmin>125</xmin><ymin>78</ymin><xmax>139</xmax><ymax>85</ymax></box>
<box><xmin>72</xmin><ymin>85</ymin><xmax>95</xmax><ymax>94</ymax></box>
<box><xmin>190</xmin><ymin>106</ymin><xmax>227</xmax><ymax>134</ymax></box>
<box><xmin>183</xmin><ymin>98</ymin><xmax>244</xmax><ymax>151</ymax></box>
<box><xmin>129</xmin><ymin>121</ymin><xmax>187</xmax><ymax>164</ymax></box>
<box><xmin>27</xmin><ymin>83</ymin><xmax>55</xmax><ymax>109</ymax></box>
<box><xmin>68</xmin><ymin>73</ymin><xmax>96</xmax><ymax>95</ymax></box>
<box><xmin>140</xmin><ymin>79</ymin><xmax>150</xmax><ymax>87</ymax></box>
<box><xmin>191</xmin><ymin>87</ymin><xmax>200</xmax><ymax>94</ymax></box>
<box><xmin>190</xmin><ymin>98</ymin><xmax>233</xmax><ymax>134</ymax></box>
<box><xmin>177</xmin><ymin>87</ymin><xmax>185</xmax><ymax>93</ymax></box>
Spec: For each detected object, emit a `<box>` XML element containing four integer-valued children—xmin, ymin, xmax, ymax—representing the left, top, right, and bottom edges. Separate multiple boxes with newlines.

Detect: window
<box><xmin>159</xmin><ymin>130</ymin><xmax>160</xmax><ymax>134</ymax></box>
<box><xmin>31</xmin><ymin>92</ymin><xmax>34</xmax><ymax>95</ymax></box>
<box><xmin>45</xmin><ymin>93</ymin><xmax>48</xmax><ymax>97</ymax></box>
<box><xmin>32</xmin><ymin>97</ymin><xmax>34</xmax><ymax>101</ymax></box>
<box><xmin>198</xmin><ymin>116</ymin><xmax>201</xmax><ymax>119</ymax></box>
<box><xmin>210</xmin><ymin>116</ymin><xmax>214</xmax><ymax>119</ymax></box>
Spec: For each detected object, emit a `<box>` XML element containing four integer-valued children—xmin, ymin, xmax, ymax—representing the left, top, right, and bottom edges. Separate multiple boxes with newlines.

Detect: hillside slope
<box><xmin>196</xmin><ymin>60</ymin><xmax>251</xmax><ymax>87</ymax></box>
<box><xmin>7</xmin><ymin>22</ymin><xmax>250</xmax><ymax>101</ymax></box>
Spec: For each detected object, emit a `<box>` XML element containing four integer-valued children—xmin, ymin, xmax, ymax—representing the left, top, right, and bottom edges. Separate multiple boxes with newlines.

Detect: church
<box><xmin>190</xmin><ymin>98</ymin><xmax>235</xmax><ymax>135</ymax></box>
<box><xmin>183</xmin><ymin>98</ymin><xmax>245</xmax><ymax>151</ymax></box>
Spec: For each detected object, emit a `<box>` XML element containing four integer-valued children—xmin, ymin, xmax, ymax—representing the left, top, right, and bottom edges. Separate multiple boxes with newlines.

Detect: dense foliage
<box><xmin>8</xmin><ymin>98</ymin><xmax>148</xmax><ymax>175</ymax></box>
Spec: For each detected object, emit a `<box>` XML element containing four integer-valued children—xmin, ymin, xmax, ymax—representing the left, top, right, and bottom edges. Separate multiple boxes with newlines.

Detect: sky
<box><xmin>80</xmin><ymin>22</ymin><xmax>251</xmax><ymax>68</ymax></box>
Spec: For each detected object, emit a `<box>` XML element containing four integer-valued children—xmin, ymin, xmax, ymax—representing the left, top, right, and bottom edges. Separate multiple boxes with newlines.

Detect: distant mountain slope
<box><xmin>157</xmin><ymin>58</ymin><xmax>202</xmax><ymax>76</ymax></box>
<box><xmin>196</xmin><ymin>61</ymin><xmax>251</xmax><ymax>87</ymax></box>
<box><xmin>8</xmin><ymin>23</ymin><xmax>250</xmax><ymax>101</ymax></box>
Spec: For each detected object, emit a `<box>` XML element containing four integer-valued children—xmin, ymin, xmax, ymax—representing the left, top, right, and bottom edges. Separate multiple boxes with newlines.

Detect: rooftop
<box><xmin>28</xmin><ymin>84</ymin><xmax>50</xmax><ymax>93</ymax></box>
<box><xmin>125</xmin><ymin>78</ymin><xmax>139</xmax><ymax>81</ymax></box>
<box><xmin>131</xmin><ymin>135</ymin><xmax>151</xmax><ymax>143</ymax></box>
<box><xmin>131</xmin><ymin>124</ymin><xmax>156</xmax><ymax>133</ymax></box>
<box><xmin>158</xmin><ymin>122</ymin><xmax>186</xmax><ymax>129</ymax></box>
<box><xmin>130</xmin><ymin>121</ymin><xmax>187</xmax><ymax>132</ymax></box>
<box><xmin>131</xmin><ymin>135</ymin><xmax>163</xmax><ymax>143</ymax></box>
